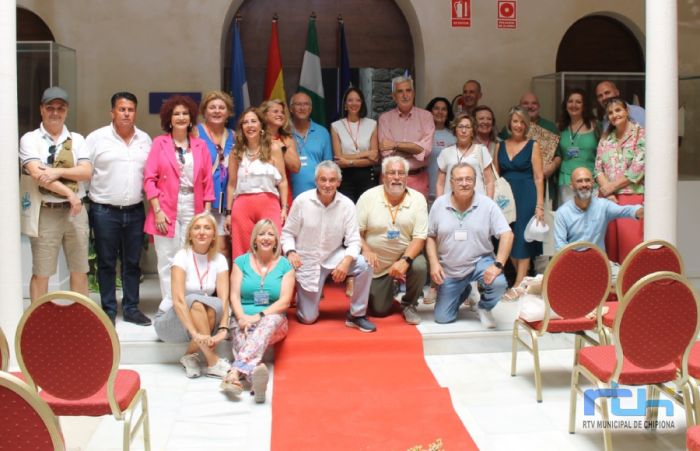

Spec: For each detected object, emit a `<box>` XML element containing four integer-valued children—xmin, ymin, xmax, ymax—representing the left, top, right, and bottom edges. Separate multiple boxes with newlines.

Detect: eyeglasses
<box><xmin>47</xmin><ymin>145</ymin><xmax>57</xmax><ymax>165</ymax></box>
<box><xmin>452</xmin><ymin>176</ymin><xmax>475</xmax><ymax>184</ymax></box>
<box><xmin>176</xmin><ymin>147</ymin><xmax>186</xmax><ymax>164</ymax></box>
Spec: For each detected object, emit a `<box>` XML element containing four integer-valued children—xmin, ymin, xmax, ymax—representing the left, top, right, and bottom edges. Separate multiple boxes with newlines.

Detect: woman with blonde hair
<box><xmin>224</xmin><ymin>108</ymin><xmax>288</xmax><ymax>259</ymax></box>
<box><xmin>195</xmin><ymin>91</ymin><xmax>235</xmax><ymax>260</ymax></box>
<box><xmin>153</xmin><ymin>212</ymin><xmax>230</xmax><ymax>379</ymax></box>
<box><xmin>494</xmin><ymin>106</ymin><xmax>544</xmax><ymax>297</ymax></box>
<box><xmin>221</xmin><ymin>219</ymin><xmax>295</xmax><ymax>403</ymax></box>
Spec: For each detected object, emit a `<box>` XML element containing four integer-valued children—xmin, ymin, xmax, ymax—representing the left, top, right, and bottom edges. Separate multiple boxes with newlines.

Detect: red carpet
<box><xmin>271</xmin><ymin>284</ymin><xmax>478</xmax><ymax>450</ymax></box>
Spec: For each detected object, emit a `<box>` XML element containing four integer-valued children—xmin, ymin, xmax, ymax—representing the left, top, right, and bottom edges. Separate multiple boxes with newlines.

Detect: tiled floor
<box><xmin>41</xmin><ymin>280</ymin><xmax>691</xmax><ymax>450</ymax></box>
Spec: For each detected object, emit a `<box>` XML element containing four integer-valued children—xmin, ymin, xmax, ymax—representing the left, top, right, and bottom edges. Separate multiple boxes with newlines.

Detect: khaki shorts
<box><xmin>29</xmin><ymin>206</ymin><xmax>89</xmax><ymax>276</ymax></box>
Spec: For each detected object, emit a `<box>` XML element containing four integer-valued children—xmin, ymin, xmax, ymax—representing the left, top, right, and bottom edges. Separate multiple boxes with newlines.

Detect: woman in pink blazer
<box><xmin>144</xmin><ymin>95</ymin><xmax>215</xmax><ymax>300</ymax></box>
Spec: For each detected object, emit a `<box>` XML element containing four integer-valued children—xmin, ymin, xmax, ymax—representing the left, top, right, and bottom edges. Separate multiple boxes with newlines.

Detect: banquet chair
<box><xmin>0</xmin><ymin>371</ymin><xmax>66</xmax><ymax>451</ymax></box>
<box><xmin>511</xmin><ymin>241</ymin><xmax>610</xmax><ymax>402</ymax></box>
<box><xmin>0</xmin><ymin>326</ymin><xmax>8</xmax><ymax>372</ymax></box>
<box><xmin>600</xmin><ymin>239</ymin><xmax>683</xmax><ymax>344</ymax></box>
<box><xmin>15</xmin><ymin>290</ymin><xmax>151</xmax><ymax>451</ymax></box>
<box><xmin>569</xmin><ymin>272</ymin><xmax>699</xmax><ymax>451</ymax></box>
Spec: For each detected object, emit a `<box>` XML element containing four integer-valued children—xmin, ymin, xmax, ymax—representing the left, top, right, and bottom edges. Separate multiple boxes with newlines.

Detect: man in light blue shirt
<box><xmin>554</xmin><ymin>167</ymin><xmax>643</xmax><ymax>251</ymax></box>
<box><xmin>596</xmin><ymin>81</ymin><xmax>646</xmax><ymax>131</ymax></box>
<box><xmin>289</xmin><ymin>92</ymin><xmax>333</xmax><ymax>198</ymax></box>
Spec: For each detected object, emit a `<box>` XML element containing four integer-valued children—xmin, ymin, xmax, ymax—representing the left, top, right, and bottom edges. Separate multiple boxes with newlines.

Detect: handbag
<box><xmin>20</xmin><ymin>173</ymin><xmax>41</xmax><ymax>237</ymax></box>
<box><xmin>476</xmin><ymin>145</ymin><xmax>516</xmax><ymax>223</ymax></box>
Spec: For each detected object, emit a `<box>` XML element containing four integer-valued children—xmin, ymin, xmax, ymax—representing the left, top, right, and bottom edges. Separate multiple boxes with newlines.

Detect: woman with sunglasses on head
<box><xmin>195</xmin><ymin>91</ymin><xmax>235</xmax><ymax>262</ymax></box>
<box><xmin>144</xmin><ymin>95</ymin><xmax>215</xmax><ymax>300</ymax></box>
<box><xmin>261</xmin><ymin>99</ymin><xmax>300</xmax><ymax>208</ymax></box>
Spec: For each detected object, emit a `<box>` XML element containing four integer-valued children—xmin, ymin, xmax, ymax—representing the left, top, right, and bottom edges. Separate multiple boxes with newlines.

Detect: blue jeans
<box><xmin>434</xmin><ymin>255</ymin><xmax>507</xmax><ymax>324</ymax></box>
<box><xmin>89</xmin><ymin>203</ymin><xmax>145</xmax><ymax>317</ymax></box>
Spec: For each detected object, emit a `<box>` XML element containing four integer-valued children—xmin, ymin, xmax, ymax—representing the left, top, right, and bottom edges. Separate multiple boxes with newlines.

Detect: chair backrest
<box><xmin>0</xmin><ymin>371</ymin><xmax>65</xmax><ymax>451</ymax></box>
<box><xmin>611</xmin><ymin>272</ymin><xmax>700</xmax><ymax>381</ymax></box>
<box><xmin>617</xmin><ymin>239</ymin><xmax>683</xmax><ymax>299</ymax></box>
<box><xmin>0</xmin><ymin>326</ymin><xmax>8</xmax><ymax>372</ymax></box>
<box><xmin>542</xmin><ymin>241</ymin><xmax>610</xmax><ymax>323</ymax></box>
<box><xmin>15</xmin><ymin>291</ymin><xmax>120</xmax><ymax>401</ymax></box>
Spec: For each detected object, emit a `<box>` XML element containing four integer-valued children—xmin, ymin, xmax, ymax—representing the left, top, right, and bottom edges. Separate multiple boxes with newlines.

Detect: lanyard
<box><xmin>253</xmin><ymin>256</ymin><xmax>270</xmax><ymax>288</ymax></box>
<box><xmin>341</xmin><ymin>119</ymin><xmax>361</xmax><ymax>151</ymax></box>
<box><xmin>569</xmin><ymin>122</ymin><xmax>584</xmax><ymax>145</ymax></box>
<box><xmin>192</xmin><ymin>252</ymin><xmax>210</xmax><ymax>291</ymax></box>
<box><xmin>384</xmin><ymin>191</ymin><xmax>407</xmax><ymax>225</ymax></box>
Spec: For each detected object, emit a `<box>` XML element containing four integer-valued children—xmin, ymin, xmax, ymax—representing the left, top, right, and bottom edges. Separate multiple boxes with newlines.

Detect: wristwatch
<box><xmin>401</xmin><ymin>255</ymin><xmax>413</xmax><ymax>266</ymax></box>
<box><xmin>285</xmin><ymin>249</ymin><xmax>297</xmax><ymax>257</ymax></box>
<box><xmin>494</xmin><ymin>261</ymin><xmax>504</xmax><ymax>270</ymax></box>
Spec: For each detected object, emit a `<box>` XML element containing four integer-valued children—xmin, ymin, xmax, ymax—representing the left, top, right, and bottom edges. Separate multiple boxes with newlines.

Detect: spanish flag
<box><xmin>263</xmin><ymin>17</ymin><xmax>286</xmax><ymax>101</ymax></box>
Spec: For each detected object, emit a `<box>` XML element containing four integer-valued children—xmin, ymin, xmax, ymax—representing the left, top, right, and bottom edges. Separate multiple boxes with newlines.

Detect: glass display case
<box><xmin>17</xmin><ymin>41</ymin><xmax>77</xmax><ymax>136</ymax></box>
<box><xmin>532</xmin><ymin>71</ymin><xmax>699</xmax><ymax>179</ymax></box>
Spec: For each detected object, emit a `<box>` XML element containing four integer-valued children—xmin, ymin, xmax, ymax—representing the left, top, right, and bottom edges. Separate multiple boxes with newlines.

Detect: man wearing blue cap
<box><xmin>19</xmin><ymin>87</ymin><xmax>92</xmax><ymax>302</ymax></box>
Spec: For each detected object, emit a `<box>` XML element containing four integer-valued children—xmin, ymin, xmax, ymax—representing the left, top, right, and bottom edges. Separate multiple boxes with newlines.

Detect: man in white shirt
<box><xmin>19</xmin><ymin>86</ymin><xmax>92</xmax><ymax>302</ymax></box>
<box><xmin>86</xmin><ymin>92</ymin><xmax>152</xmax><ymax>325</ymax></box>
<box><xmin>281</xmin><ymin>160</ymin><xmax>376</xmax><ymax>332</ymax></box>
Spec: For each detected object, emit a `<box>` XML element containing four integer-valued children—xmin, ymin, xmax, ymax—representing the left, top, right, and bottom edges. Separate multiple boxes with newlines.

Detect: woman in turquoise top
<box><xmin>195</xmin><ymin>91</ymin><xmax>235</xmax><ymax>260</ymax></box>
<box><xmin>220</xmin><ymin>219</ymin><xmax>295</xmax><ymax>403</ymax></box>
<box><xmin>556</xmin><ymin>89</ymin><xmax>598</xmax><ymax>206</ymax></box>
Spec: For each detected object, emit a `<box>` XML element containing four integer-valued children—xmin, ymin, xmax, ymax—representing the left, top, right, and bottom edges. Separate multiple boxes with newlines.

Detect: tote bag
<box><xmin>20</xmin><ymin>174</ymin><xmax>41</xmax><ymax>237</ymax></box>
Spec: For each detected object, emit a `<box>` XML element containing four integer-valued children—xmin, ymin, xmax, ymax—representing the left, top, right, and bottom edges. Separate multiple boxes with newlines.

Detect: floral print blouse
<box><xmin>594</xmin><ymin>122</ymin><xmax>645</xmax><ymax>195</ymax></box>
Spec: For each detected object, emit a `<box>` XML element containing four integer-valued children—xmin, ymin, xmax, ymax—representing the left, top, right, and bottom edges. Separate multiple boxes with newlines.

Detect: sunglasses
<box><xmin>176</xmin><ymin>146</ymin><xmax>186</xmax><ymax>164</ymax></box>
<box><xmin>47</xmin><ymin>144</ymin><xmax>57</xmax><ymax>165</ymax></box>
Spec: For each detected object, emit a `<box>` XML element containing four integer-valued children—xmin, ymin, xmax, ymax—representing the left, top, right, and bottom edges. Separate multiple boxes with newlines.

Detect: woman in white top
<box><xmin>224</xmin><ymin>108</ymin><xmax>288</xmax><ymax>260</ymax></box>
<box><xmin>436</xmin><ymin>113</ymin><xmax>495</xmax><ymax>198</ymax></box>
<box><xmin>330</xmin><ymin>87</ymin><xmax>379</xmax><ymax>202</ymax></box>
<box><xmin>153</xmin><ymin>212</ymin><xmax>231</xmax><ymax>379</ymax></box>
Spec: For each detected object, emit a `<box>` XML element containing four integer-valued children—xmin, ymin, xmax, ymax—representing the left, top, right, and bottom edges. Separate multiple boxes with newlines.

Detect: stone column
<box><xmin>644</xmin><ymin>0</ymin><xmax>678</xmax><ymax>243</ymax></box>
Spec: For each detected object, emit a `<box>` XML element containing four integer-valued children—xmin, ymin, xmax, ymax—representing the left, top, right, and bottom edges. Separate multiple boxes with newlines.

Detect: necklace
<box><xmin>342</xmin><ymin>118</ymin><xmax>361</xmax><ymax>151</ymax></box>
<box><xmin>245</xmin><ymin>146</ymin><xmax>260</xmax><ymax>159</ymax></box>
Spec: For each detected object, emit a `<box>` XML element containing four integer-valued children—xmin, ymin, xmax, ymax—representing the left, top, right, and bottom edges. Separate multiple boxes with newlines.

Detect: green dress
<box><xmin>557</xmin><ymin>128</ymin><xmax>598</xmax><ymax>187</ymax></box>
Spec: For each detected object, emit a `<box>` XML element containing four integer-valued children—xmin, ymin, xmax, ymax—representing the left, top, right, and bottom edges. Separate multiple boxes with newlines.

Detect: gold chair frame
<box><xmin>0</xmin><ymin>326</ymin><xmax>8</xmax><ymax>372</ymax></box>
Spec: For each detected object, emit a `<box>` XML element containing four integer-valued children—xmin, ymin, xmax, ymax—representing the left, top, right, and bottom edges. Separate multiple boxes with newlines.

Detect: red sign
<box><xmin>451</xmin><ymin>0</ymin><xmax>471</xmax><ymax>28</ymax></box>
<box><xmin>497</xmin><ymin>0</ymin><xmax>516</xmax><ymax>29</ymax></box>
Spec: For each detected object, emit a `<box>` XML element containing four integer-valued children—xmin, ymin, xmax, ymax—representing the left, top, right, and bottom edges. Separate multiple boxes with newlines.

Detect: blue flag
<box><xmin>336</xmin><ymin>19</ymin><xmax>351</xmax><ymax>119</ymax></box>
<box><xmin>230</xmin><ymin>20</ymin><xmax>250</xmax><ymax>126</ymax></box>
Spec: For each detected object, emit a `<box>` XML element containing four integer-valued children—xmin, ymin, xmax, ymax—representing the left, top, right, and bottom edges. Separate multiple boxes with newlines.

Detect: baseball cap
<box><xmin>42</xmin><ymin>86</ymin><xmax>69</xmax><ymax>104</ymax></box>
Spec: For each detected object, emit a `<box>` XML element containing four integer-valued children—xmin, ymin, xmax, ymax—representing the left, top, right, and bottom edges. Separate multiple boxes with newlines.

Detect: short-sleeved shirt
<box><xmin>594</xmin><ymin>123</ymin><xmax>645</xmax><ymax>194</ymax></box>
<box><xmin>159</xmin><ymin>249</ymin><xmax>229</xmax><ymax>312</ymax></box>
<box><xmin>428</xmin><ymin>128</ymin><xmax>456</xmax><ymax>200</ymax></box>
<box><xmin>356</xmin><ymin>185</ymin><xmax>428</xmax><ymax>277</ymax></box>
<box><xmin>428</xmin><ymin>193</ymin><xmax>510</xmax><ymax>278</ymax></box>
<box><xmin>235</xmin><ymin>253</ymin><xmax>293</xmax><ymax>315</ymax></box>
<box><xmin>437</xmin><ymin>143</ymin><xmax>492</xmax><ymax>196</ymax></box>
<box><xmin>291</xmin><ymin>121</ymin><xmax>333</xmax><ymax>198</ymax></box>
<box><xmin>19</xmin><ymin>124</ymin><xmax>89</xmax><ymax>202</ymax></box>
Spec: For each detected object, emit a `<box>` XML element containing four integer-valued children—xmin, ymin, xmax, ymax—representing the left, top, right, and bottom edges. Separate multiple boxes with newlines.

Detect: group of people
<box><xmin>19</xmin><ymin>74</ymin><xmax>646</xmax><ymax>398</ymax></box>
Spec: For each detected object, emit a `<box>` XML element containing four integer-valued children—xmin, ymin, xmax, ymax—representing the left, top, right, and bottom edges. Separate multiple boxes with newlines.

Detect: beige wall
<box><xmin>16</xmin><ymin>1</ymin><xmax>700</xmax><ymax>135</ymax></box>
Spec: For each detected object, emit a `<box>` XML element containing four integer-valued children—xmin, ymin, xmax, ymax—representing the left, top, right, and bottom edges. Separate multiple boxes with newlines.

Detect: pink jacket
<box><xmin>143</xmin><ymin>134</ymin><xmax>215</xmax><ymax>237</ymax></box>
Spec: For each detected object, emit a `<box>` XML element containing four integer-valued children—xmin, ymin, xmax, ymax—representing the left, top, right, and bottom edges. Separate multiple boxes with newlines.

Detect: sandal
<box><xmin>220</xmin><ymin>370</ymin><xmax>243</xmax><ymax>395</ymax></box>
<box><xmin>502</xmin><ymin>287</ymin><xmax>523</xmax><ymax>302</ymax></box>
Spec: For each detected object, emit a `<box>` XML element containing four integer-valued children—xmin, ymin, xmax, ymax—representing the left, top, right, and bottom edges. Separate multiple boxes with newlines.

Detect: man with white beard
<box><xmin>554</xmin><ymin>167</ymin><xmax>643</xmax><ymax>251</ymax></box>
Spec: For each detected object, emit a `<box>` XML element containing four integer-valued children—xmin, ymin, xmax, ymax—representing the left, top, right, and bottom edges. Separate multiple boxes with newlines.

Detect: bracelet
<box><xmin>216</xmin><ymin>326</ymin><xmax>229</xmax><ymax>332</ymax></box>
<box><xmin>259</xmin><ymin>311</ymin><xmax>266</xmax><ymax>318</ymax></box>
<box><xmin>225</xmin><ymin>209</ymin><xmax>232</xmax><ymax>215</ymax></box>
<box><xmin>285</xmin><ymin>249</ymin><xmax>297</xmax><ymax>257</ymax></box>
<box><xmin>154</xmin><ymin>207</ymin><xmax>161</xmax><ymax>214</ymax></box>
<box><xmin>281</xmin><ymin>205</ymin><xmax>288</xmax><ymax>210</ymax></box>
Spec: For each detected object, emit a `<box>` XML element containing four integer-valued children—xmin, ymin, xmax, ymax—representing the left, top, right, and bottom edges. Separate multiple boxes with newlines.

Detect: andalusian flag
<box><xmin>263</xmin><ymin>18</ymin><xmax>286</xmax><ymax>101</ymax></box>
<box><xmin>298</xmin><ymin>16</ymin><xmax>326</xmax><ymax>125</ymax></box>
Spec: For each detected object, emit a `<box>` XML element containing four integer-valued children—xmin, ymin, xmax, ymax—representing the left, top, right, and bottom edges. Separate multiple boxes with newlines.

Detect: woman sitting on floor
<box><xmin>153</xmin><ymin>212</ymin><xmax>231</xmax><ymax>379</ymax></box>
<box><xmin>220</xmin><ymin>219</ymin><xmax>295</xmax><ymax>403</ymax></box>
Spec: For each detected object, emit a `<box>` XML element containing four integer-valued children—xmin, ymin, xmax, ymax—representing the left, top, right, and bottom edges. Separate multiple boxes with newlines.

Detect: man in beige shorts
<box><xmin>19</xmin><ymin>86</ymin><xmax>92</xmax><ymax>301</ymax></box>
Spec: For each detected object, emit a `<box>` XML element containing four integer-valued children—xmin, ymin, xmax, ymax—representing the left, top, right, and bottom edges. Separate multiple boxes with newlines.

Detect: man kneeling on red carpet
<box><xmin>281</xmin><ymin>161</ymin><xmax>377</xmax><ymax>333</ymax></box>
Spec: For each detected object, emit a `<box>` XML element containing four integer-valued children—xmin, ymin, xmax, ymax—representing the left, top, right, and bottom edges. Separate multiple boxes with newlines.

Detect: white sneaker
<box><xmin>180</xmin><ymin>353</ymin><xmax>201</xmax><ymax>378</ymax></box>
<box><xmin>206</xmin><ymin>358</ymin><xmax>231</xmax><ymax>379</ymax></box>
<box><xmin>467</xmin><ymin>282</ymin><xmax>481</xmax><ymax>311</ymax></box>
<box><xmin>478</xmin><ymin>308</ymin><xmax>497</xmax><ymax>329</ymax></box>
<box><xmin>423</xmin><ymin>286</ymin><xmax>437</xmax><ymax>305</ymax></box>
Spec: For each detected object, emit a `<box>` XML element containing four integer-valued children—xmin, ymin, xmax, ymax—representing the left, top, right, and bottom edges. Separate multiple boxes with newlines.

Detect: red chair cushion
<box><xmin>40</xmin><ymin>369</ymin><xmax>140</xmax><ymax>417</ymax></box>
<box><xmin>525</xmin><ymin>317</ymin><xmax>596</xmax><ymax>333</ymax></box>
<box><xmin>688</xmin><ymin>342</ymin><xmax>700</xmax><ymax>378</ymax></box>
<box><xmin>579</xmin><ymin>345</ymin><xmax>678</xmax><ymax>385</ymax></box>
<box><xmin>602</xmin><ymin>301</ymin><xmax>618</xmax><ymax>328</ymax></box>
<box><xmin>688</xmin><ymin>425</ymin><xmax>700</xmax><ymax>451</ymax></box>
<box><xmin>0</xmin><ymin>386</ymin><xmax>56</xmax><ymax>450</ymax></box>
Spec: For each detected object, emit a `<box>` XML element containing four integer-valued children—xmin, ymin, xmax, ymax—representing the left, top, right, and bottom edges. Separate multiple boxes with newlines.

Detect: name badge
<box><xmin>566</xmin><ymin>147</ymin><xmax>580</xmax><ymax>159</ymax></box>
<box><xmin>253</xmin><ymin>289</ymin><xmax>270</xmax><ymax>306</ymax></box>
<box><xmin>455</xmin><ymin>230</ymin><xmax>468</xmax><ymax>241</ymax></box>
<box><xmin>387</xmin><ymin>229</ymin><xmax>400</xmax><ymax>240</ymax></box>
<box><xmin>300</xmin><ymin>155</ymin><xmax>308</xmax><ymax>167</ymax></box>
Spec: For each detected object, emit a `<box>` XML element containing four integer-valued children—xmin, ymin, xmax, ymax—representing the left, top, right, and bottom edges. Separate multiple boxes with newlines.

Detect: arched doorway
<box><xmin>223</xmin><ymin>0</ymin><xmax>414</xmax><ymax>125</ymax></box>
<box><xmin>555</xmin><ymin>15</ymin><xmax>645</xmax><ymax>116</ymax></box>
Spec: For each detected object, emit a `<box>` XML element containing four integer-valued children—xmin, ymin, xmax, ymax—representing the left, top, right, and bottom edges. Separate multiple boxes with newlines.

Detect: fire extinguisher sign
<box><xmin>451</xmin><ymin>0</ymin><xmax>471</xmax><ymax>28</ymax></box>
<box><xmin>498</xmin><ymin>1</ymin><xmax>517</xmax><ymax>29</ymax></box>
